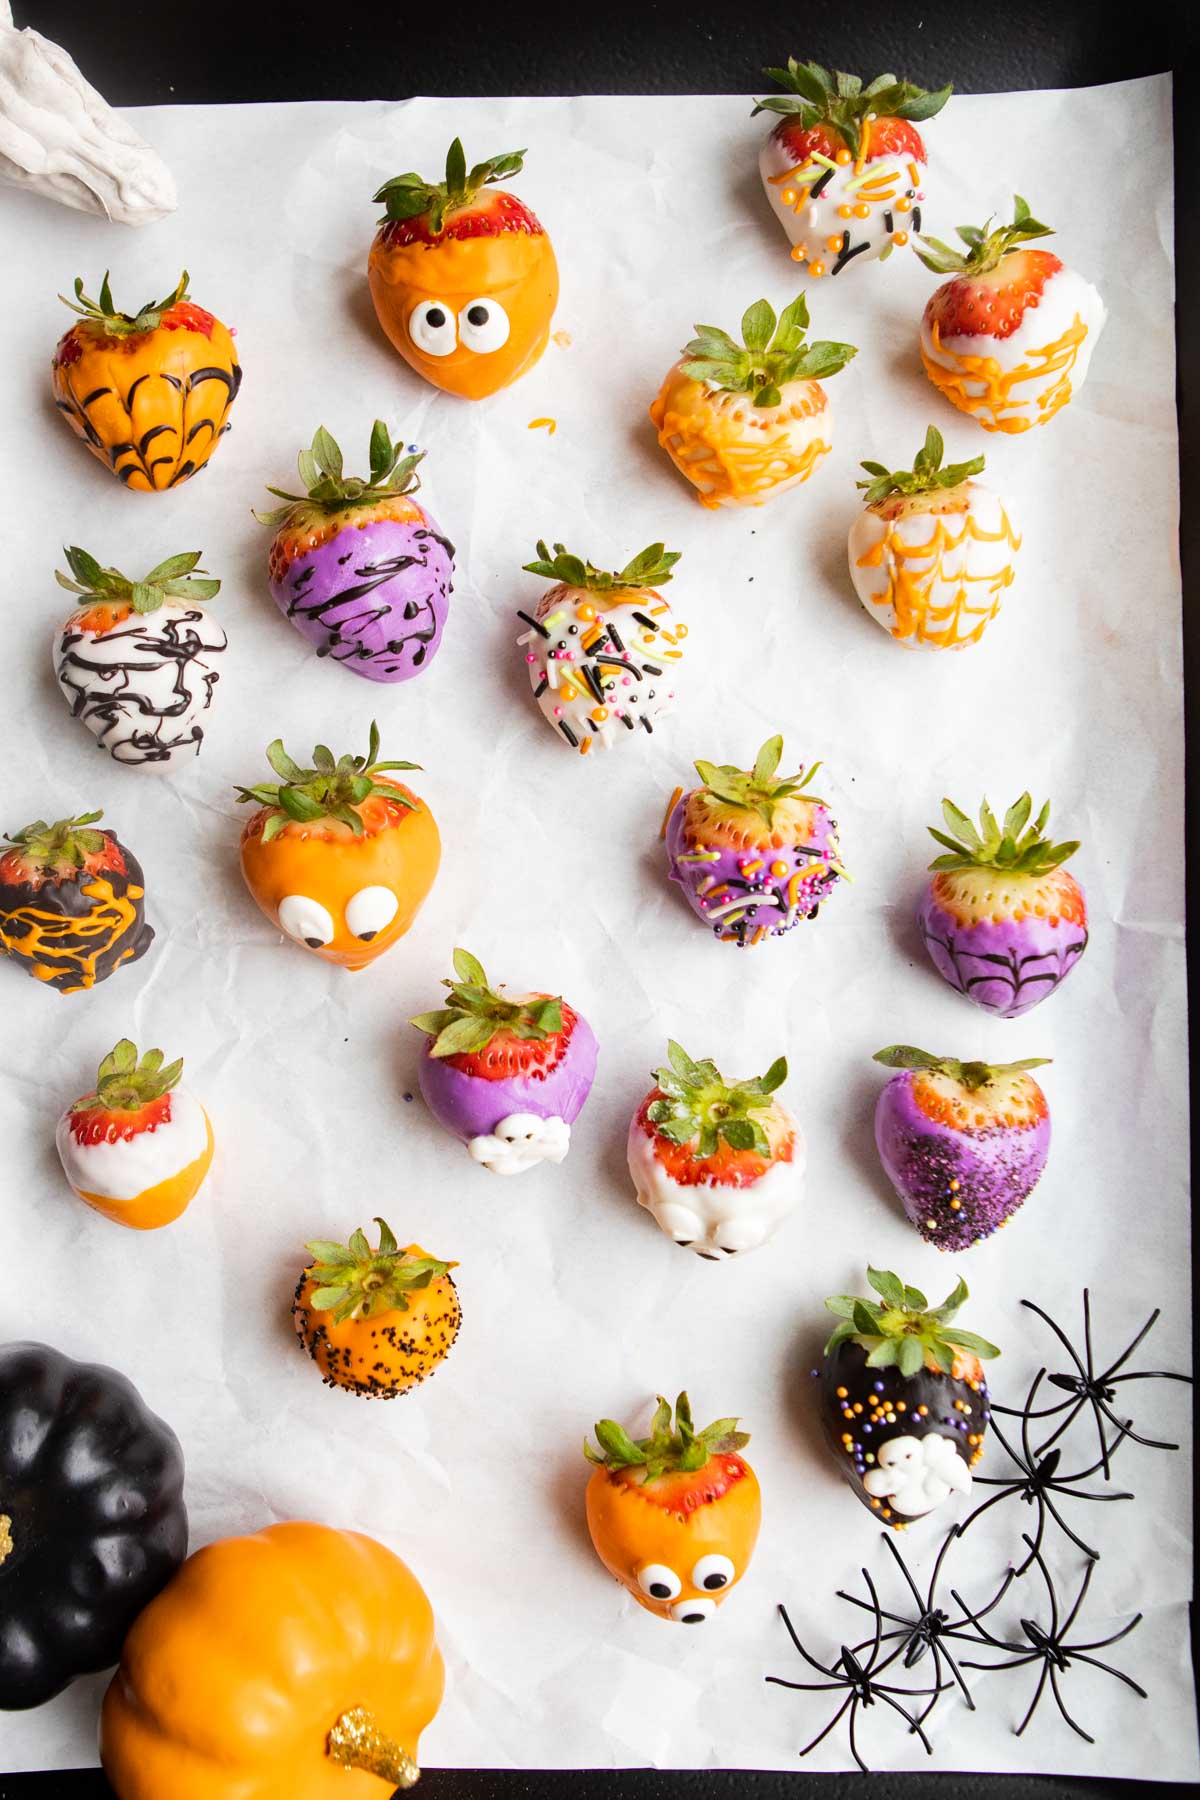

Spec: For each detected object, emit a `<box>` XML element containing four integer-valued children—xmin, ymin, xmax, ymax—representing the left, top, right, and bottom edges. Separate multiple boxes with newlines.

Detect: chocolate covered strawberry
<box><xmin>821</xmin><ymin>1268</ymin><xmax>999</xmax><ymax>1527</ymax></box>
<box><xmin>0</xmin><ymin>811</ymin><xmax>153</xmax><ymax>994</ymax></box>
<box><xmin>412</xmin><ymin>948</ymin><xmax>597</xmax><ymax>1174</ymax></box>
<box><xmin>664</xmin><ymin>735</ymin><xmax>846</xmax><ymax>946</ymax></box>
<box><xmin>256</xmin><ymin>422</ymin><xmax>453</xmax><ymax>684</ymax></box>
<box><xmin>917</xmin><ymin>196</ymin><xmax>1105</xmax><ymax>433</ymax></box>
<box><xmin>754</xmin><ymin>60</ymin><xmax>950</xmax><ymax>275</ymax></box>
<box><xmin>873</xmin><ymin>1046</ymin><xmax>1051</xmax><ymax>1250</ymax></box>
<box><xmin>628</xmin><ymin>1040</ymin><xmax>803</xmax><ymax>1258</ymax></box>
<box><xmin>918</xmin><ymin>794</ymin><xmax>1087</xmax><ymax>1018</ymax></box>
<box><xmin>53</xmin><ymin>545</ymin><xmax>226</xmax><ymax>768</ymax></box>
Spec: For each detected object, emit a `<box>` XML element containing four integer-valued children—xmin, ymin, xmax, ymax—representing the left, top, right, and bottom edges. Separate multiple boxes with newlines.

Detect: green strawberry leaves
<box><xmin>584</xmin><ymin>1390</ymin><xmax>750</xmax><ymax>1477</ymax></box>
<box><xmin>72</xmin><ymin>1038</ymin><xmax>184</xmax><ymax>1114</ymax></box>
<box><xmin>824</xmin><ymin>1268</ymin><xmax>1000</xmax><ymax>1371</ymax></box>
<box><xmin>693</xmin><ymin>734</ymin><xmax>827</xmax><ymax>831</ymax></box>
<box><xmin>255</xmin><ymin>421</ymin><xmax>424</xmax><ymax>528</ymax></box>
<box><xmin>873</xmin><ymin>1045</ymin><xmax>1051</xmax><ymax>1090</ymax></box>
<box><xmin>59</xmin><ymin>270</ymin><xmax>190</xmax><ymax>338</ymax></box>
<box><xmin>374</xmin><ymin>138</ymin><xmax>527</xmax><ymax>234</ymax></box>
<box><xmin>752</xmin><ymin>60</ymin><xmax>952</xmax><ymax>158</ymax></box>
<box><xmin>411</xmin><ymin>948</ymin><xmax>564</xmax><ymax>1059</ymax></box>
<box><xmin>2</xmin><ymin>812</ymin><xmax>107</xmax><ymax>874</ymax></box>
<box><xmin>926</xmin><ymin>795</ymin><xmax>1081</xmax><ymax>876</ymax></box>
<box><xmin>56</xmin><ymin>545</ymin><xmax>221</xmax><ymax>614</ymax></box>
<box><xmin>234</xmin><ymin>723</ymin><xmax>420</xmax><ymax>842</ymax></box>
<box><xmin>681</xmin><ymin>293</ymin><xmax>856</xmax><ymax>408</ymax></box>
<box><xmin>647</xmin><ymin>1039</ymin><xmax>787</xmax><ymax>1161</ymax></box>
<box><xmin>917</xmin><ymin>194</ymin><xmax>1055</xmax><ymax>277</ymax></box>
<box><xmin>304</xmin><ymin>1217</ymin><xmax>454</xmax><ymax>1327</ymax></box>
<box><xmin>856</xmin><ymin>425</ymin><xmax>985</xmax><ymax>506</ymax></box>
<box><xmin>522</xmin><ymin>540</ymin><xmax>682</xmax><ymax>593</ymax></box>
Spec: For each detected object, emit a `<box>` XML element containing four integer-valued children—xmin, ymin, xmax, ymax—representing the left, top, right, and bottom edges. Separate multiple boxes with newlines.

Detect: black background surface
<box><xmin>1</xmin><ymin>1</ymin><xmax>1197</xmax><ymax>1796</ymax></box>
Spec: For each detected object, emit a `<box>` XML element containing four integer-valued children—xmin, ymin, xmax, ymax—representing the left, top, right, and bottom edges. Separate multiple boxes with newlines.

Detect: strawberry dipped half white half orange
<box><xmin>650</xmin><ymin>294</ymin><xmax>855</xmax><ymax>508</ymax></box>
<box><xmin>293</xmin><ymin>1217</ymin><xmax>461</xmax><ymax>1399</ymax></box>
<box><xmin>235</xmin><ymin>722</ymin><xmax>439</xmax><ymax>971</ymax></box>
<box><xmin>55</xmin><ymin>1039</ymin><xmax>214</xmax><ymax>1231</ymax></box>
<box><xmin>368</xmin><ymin>139</ymin><xmax>558</xmax><ymax>401</ymax></box>
<box><xmin>411</xmin><ymin>948</ymin><xmax>597</xmax><ymax>1175</ymax></box>
<box><xmin>754</xmin><ymin>59</ymin><xmax>951</xmax><ymax>275</ymax></box>
<box><xmin>52</xmin><ymin>272</ymin><xmax>241</xmax><ymax>490</ymax></box>
<box><xmin>585</xmin><ymin>1392</ymin><xmax>761</xmax><ymax>1624</ymax></box>
<box><xmin>628</xmin><ymin>1040</ymin><xmax>803</xmax><ymax>1258</ymax></box>
<box><xmin>917</xmin><ymin>196</ymin><xmax>1105</xmax><ymax>433</ymax></box>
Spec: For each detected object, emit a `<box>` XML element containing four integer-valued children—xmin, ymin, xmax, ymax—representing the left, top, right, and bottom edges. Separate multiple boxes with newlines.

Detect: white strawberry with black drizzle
<box><xmin>53</xmin><ymin>546</ymin><xmax>225</xmax><ymax>769</ymax></box>
<box><xmin>820</xmin><ymin>1268</ymin><xmax>998</xmax><ymax>1528</ymax></box>
<box><xmin>517</xmin><ymin>542</ymin><xmax>687</xmax><ymax>756</ymax></box>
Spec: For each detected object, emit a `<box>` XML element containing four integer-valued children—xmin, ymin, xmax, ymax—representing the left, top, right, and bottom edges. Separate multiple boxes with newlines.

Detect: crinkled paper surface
<box><xmin>0</xmin><ymin>74</ymin><xmax>1193</xmax><ymax>1779</ymax></box>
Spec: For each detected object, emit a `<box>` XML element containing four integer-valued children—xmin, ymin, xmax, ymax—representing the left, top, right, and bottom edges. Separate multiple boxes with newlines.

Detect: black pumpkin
<box><xmin>0</xmin><ymin>1341</ymin><xmax>188</xmax><ymax>1709</ymax></box>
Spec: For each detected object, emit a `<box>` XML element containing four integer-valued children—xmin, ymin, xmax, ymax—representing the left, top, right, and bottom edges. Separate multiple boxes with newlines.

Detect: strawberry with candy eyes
<box><xmin>820</xmin><ymin>1268</ymin><xmax>999</xmax><ymax>1528</ymax></box>
<box><xmin>754</xmin><ymin>60</ymin><xmax>951</xmax><ymax>275</ymax></box>
<box><xmin>411</xmin><ymin>949</ymin><xmax>597</xmax><ymax>1175</ymax></box>
<box><xmin>0</xmin><ymin>811</ymin><xmax>153</xmax><ymax>994</ymax></box>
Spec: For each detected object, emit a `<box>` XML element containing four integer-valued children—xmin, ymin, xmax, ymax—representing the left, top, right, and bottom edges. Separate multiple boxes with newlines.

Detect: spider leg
<box><xmin>861</xmin><ymin>1570</ymin><xmax>884</xmax><ymax>1671</ymax></box>
<box><xmin>881</xmin><ymin>1529</ymin><xmax>928</xmax><ymax>1612</ymax></box>
<box><xmin>1107</xmin><ymin>1368</ymin><xmax>1192</xmax><ymax>1386</ymax></box>
<box><xmin>952</xmin><ymin>1562</ymin><xmax>1016</xmax><ymax>1628</ymax></box>
<box><xmin>877</xmin><ymin>1686</ymin><xmax>935</xmax><ymax>1754</ymax></box>
<box><xmin>1022</xmin><ymin>1295</ymin><xmax>1092</xmax><ymax>1382</ymax></box>
<box><xmin>960</xmin><ymin>1652</ymin><xmax>1040</xmax><ymax>1673</ymax></box>
<box><xmin>1069</xmin><ymin>1612</ymin><xmax>1144</xmax><ymax>1655</ymax></box>
<box><xmin>1068</xmin><ymin>1651</ymin><xmax>1148</xmax><ymax>1697</ymax></box>
<box><xmin>846</xmin><ymin>1698</ymin><xmax>868</xmax><ymax>1774</ymax></box>
<box><xmin>1010</xmin><ymin>1495</ymin><xmax>1048</xmax><ymax>1575</ymax></box>
<box><xmin>1047</xmin><ymin>1663</ymin><xmax>1095</xmax><ymax>1743</ymax></box>
<box><xmin>765</xmin><ymin>1675</ymin><xmax>847</xmax><ymax>1694</ymax></box>
<box><xmin>949</xmin><ymin>1587</ymin><xmax>1023</xmax><ymax>1652</ymax></box>
<box><xmin>1013</xmin><ymin>1660</ymin><xmax>1051</xmax><ymax>1735</ymax></box>
<box><xmin>1034</xmin><ymin>1492</ymin><xmax>1098</xmax><ymax>1564</ymax></box>
<box><xmin>935</xmin><ymin>1640</ymin><xmax>978</xmax><ymax>1710</ymax></box>
<box><xmin>991</xmin><ymin>1395</ymin><xmax>1073</xmax><ymax>1422</ymax></box>
<box><xmin>1058</xmin><ymin>1554</ymin><xmax>1095</xmax><ymax>1636</ymax></box>
<box><xmin>1024</xmin><ymin>1534</ymin><xmax>1060</xmax><ymax>1639</ymax></box>
<box><xmin>836</xmin><ymin>1591</ymin><xmax>911</xmax><ymax>1630</ymax></box>
<box><xmin>797</xmin><ymin>1692</ymin><xmax>854</xmax><ymax>1760</ymax></box>
<box><xmin>1093</xmin><ymin>1392</ymin><xmax>1181</xmax><ymax>1454</ymax></box>
<box><xmin>777</xmin><ymin>1605</ymin><xmax>839</xmax><ymax>1677</ymax></box>
<box><xmin>1030</xmin><ymin>1395</ymin><xmax>1087</xmax><ymax>1460</ymax></box>
<box><xmin>1098</xmin><ymin>1306</ymin><xmax>1161</xmax><ymax>1381</ymax></box>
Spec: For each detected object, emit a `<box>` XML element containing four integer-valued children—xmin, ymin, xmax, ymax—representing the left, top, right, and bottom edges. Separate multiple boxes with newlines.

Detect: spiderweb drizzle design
<box><xmin>53</xmin><ymin>362</ymin><xmax>242</xmax><ymax>490</ymax></box>
<box><xmin>917</xmin><ymin>913</ymin><xmax>1088</xmax><ymax>1014</ymax></box>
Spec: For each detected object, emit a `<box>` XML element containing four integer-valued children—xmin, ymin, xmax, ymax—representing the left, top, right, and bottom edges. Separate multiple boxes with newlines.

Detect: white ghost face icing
<box><xmin>467</xmin><ymin>1112</ymin><xmax>570</xmax><ymax>1176</ymax></box>
<box><xmin>53</xmin><ymin>603</ymin><xmax>227</xmax><ymax>769</ymax></box>
<box><xmin>861</xmin><ymin>1432</ymin><xmax>972</xmax><ymax>1518</ymax></box>
<box><xmin>626</xmin><ymin>1111</ymin><xmax>805</xmax><ymax>1258</ymax></box>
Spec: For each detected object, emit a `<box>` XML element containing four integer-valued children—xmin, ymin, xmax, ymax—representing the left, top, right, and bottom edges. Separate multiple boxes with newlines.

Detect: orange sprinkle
<box><xmin>854</xmin><ymin>202</ymin><xmax>871</xmax><ymax>218</ymax></box>
<box><xmin>552</xmin><ymin>330</ymin><xmax>572</xmax><ymax>348</ymax></box>
<box><xmin>893</xmin><ymin>230</ymin><xmax>909</xmax><ymax>246</ymax></box>
<box><xmin>837</xmin><ymin>203</ymin><xmax>854</xmax><ymax>219</ymax></box>
<box><xmin>808</xmin><ymin>261</ymin><xmax>827</xmax><ymax>277</ymax></box>
<box><xmin>907</xmin><ymin>161</ymin><xmax>921</xmax><ymax>185</ymax></box>
<box><xmin>770</xmin><ymin>859</ymin><xmax>789</xmax><ymax>877</ymax></box>
<box><xmin>825</xmin><ymin>234</ymin><xmax>843</xmax><ymax>253</ymax></box>
<box><xmin>579</xmin><ymin>734</ymin><xmax>591</xmax><ymax>755</ymax></box>
<box><xmin>528</xmin><ymin>417</ymin><xmax>557</xmax><ymax>434</ymax></box>
<box><xmin>790</xmin><ymin>244</ymin><xmax>808</xmax><ymax>262</ymax></box>
<box><xmin>836</xmin><ymin>147</ymin><xmax>852</xmax><ymax>165</ymax></box>
<box><xmin>896</xmin><ymin>195</ymin><xmax>912</xmax><ymax>213</ymax></box>
<box><xmin>660</xmin><ymin>786</ymin><xmax>683</xmax><ymax>839</ymax></box>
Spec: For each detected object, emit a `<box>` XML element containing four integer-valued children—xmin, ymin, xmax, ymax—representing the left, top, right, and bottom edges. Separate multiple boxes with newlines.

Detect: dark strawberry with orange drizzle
<box><xmin>754</xmin><ymin>60</ymin><xmax>951</xmax><ymax>275</ymax></box>
<box><xmin>52</xmin><ymin>272</ymin><xmax>241</xmax><ymax>491</ymax></box>
<box><xmin>0</xmin><ymin>812</ymin><xmax>153</xmax><ymax>995</ymax></box>
<box><xmin>412</xmin><ymin>949</ymin><xmax>597</xmax><ymax>1175</ymax></box>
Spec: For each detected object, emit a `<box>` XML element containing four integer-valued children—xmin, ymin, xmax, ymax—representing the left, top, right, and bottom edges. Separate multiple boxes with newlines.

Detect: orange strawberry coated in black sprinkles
<box><xmin>291</xmin><ymin>1272</ymin><xmax>462</xmax><ymax>1400</ymax></box>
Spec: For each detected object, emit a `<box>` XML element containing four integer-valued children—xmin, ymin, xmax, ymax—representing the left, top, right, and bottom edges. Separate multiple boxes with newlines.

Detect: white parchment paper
<box><xmin>0</xmin><ymin>76</ymin><xmax>1193</xmax><ymax>1778</ymax></box>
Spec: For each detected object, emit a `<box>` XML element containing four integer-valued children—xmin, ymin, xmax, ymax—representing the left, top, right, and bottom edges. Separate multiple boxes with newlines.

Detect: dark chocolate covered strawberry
<box><xmin>0</xmin><ymin>812</ymin><xmax>153</xmax><ymax>994</ymax></box>
<box><xmin>873</xmin><ymin>1045</ymin><xmax>1051</xmax><ymax>1250</ymax></box>
<box><xmin>820</xmin><ymin>1268</ymin><xmax>998</xmax><ymax>1528</ymax></box>
<box><xmin>412</xmin><ymin>949</ymin><xmax>597</xmax><ymax>1174</ymax></box>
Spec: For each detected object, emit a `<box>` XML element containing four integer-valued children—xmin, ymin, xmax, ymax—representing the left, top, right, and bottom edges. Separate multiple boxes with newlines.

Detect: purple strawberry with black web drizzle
<box><xmin>917</xmin><ymin>793</ymin><xmax>1087</xmax><ymax>1017</ymax></box>
<box><xmin>873</xmin><ymin>1045</ymin><xmax>1051</xmax><ymax>1250</ymax></box>
<box><xmin>257</xmin><ymin>420</ymin><xmax>453</xmax><ymax>683</ymax></box>
<box><xmin>820</xmin><ymin>1268</ymin><xmax>998</xmax><ymax>1529</ymax></box>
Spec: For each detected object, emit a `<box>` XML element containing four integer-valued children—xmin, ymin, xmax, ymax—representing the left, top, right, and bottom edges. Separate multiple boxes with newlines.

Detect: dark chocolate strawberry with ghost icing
<box><xmin>256</xmin><ymin>421</ymin><xmax>454</xmax><ymax>684</ymax></box>
<box><xmin>820</xmin><ymin>1268</ymin><xmax>998</xmax><ymax>1528</ymax></box>
<box><xmin>0</xmin><ymin>812</ymin><xmax>153</xmax><ymax>994</ymax></box>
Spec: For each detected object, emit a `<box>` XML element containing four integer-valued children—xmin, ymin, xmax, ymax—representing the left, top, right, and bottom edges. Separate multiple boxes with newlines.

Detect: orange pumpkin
<box><xmin>52</xmin><ymin>272</ymin><xmax>241</xmax><ymax>492</ymax></box>
<box><xmin>100</xmin><ymin>1521</ymin><xmax>444</xmax><ymax>1799</ymax></box>
<box><xmin>236</xmin><ymin>724</ymin><xmax>440</xmax><ymax>971</ymax></box>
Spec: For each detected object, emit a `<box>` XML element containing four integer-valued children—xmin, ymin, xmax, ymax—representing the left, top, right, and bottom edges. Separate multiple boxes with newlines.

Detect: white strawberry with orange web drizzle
<box><xmin>847</xmin><ymin>426</ymin><xmax>1020</xmax><ymax>650</ymax></box>
<box><xmin>917</xmin><ymin>196</ymin><xmax>1106</xmax><ymax>433</ymax></box>
<box><xmin>753</xmin><ymin>60</ymin><xmax>951</xmax><ymax>276</ymax></box>
<box><xmin>650</xmin><ymin>295</ymin><xmax>855</xmax><ymax>509</ymax></box>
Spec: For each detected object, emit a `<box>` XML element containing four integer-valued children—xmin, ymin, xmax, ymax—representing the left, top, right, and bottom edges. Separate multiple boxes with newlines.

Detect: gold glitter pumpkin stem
<box><xmin>0</xmin><ymin>1513</ymin><xmax>13</xmax><ymax>1566</ymax></box>
<box><xmin>327</xmin><ymin>1706</ymin><xmax>420</xmax><ymax>1786</ymax></box>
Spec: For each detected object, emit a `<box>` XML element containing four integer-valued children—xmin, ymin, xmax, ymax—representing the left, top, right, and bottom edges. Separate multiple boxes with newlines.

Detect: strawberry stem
<box><xmin>255</xmin><ymin>422</ymin><xmax>424</xmax><ymax>529</ymax></box>
<box><xmin>3</xmin><ymin>813</ymin><xmax>107</xmax><ymax>875</ymax></box>
<box><xmin>56</xmin><ymin>546</ymin><xmax>220</xmax><ymax>615</ymax></box>
<box><xmin>916</xmin><ymin>194</ymin><xmax>1055</xmax><ymax>277</ymax></box>
<box><xmin>58</xmin><ymin>271</ymin><xmax>190</xmax><ymax>338</ymax></box>
<box><xmin>303</xmin><ymin>1218</ymin><xmax>454</xmax><ymax>1328</ymax></box>
<box><xmin>873</xmin><ymin>1045</ymin><xmax>1051</xmax><ymax>1090</ymax></box>
<box><xmin>411</xmin><ymin>949</ymin><xmax>563</xmax><ymax>1058</ymax></box>
<box><xmin>857</xmin><ymin>426</ymin><xmax>984</xmax><ymax>506</ymax></box>
<box><xmin>73</xmin><ymin>1039</ymin><xmax>184</xmax><ymax>1113</ymax></box>
<box><xmin>373</xmin><ymin>139</ymin><xmax>527</xmax><ymax>235</ymax></box>
<box><xmin>751</xmin><ymin>61</ymin><xmax>952</xmax><ymax>157</ymax></box>
<box><xmin>926</xmin><ymin>795</ymin><xmax>1080</xmax><ymax>876</ymax></box>
<box><xmin>824</xmin><ymin>1269</ymin><xmax>1001</xmax><ymax>1374</ymax></box>
<box><xmin>234</xmin><ymin>723</ymin><xmax>420</xmax><ymax>842</ymax></box>
<box><xmin>584</xmin><ymin>1391</ymin><xmax>749</xmax><ymax>1476</ymax></box>
<box><xmin>680</xmin><ymin>295</ymin><xmax>855</xmax><ymax>407</ymax></box>
<box><xmin>647</xmin><ymin>1040</ymin><xmax>787</xmax><ymax>1160</ymax></box>
<box><xmin>522</xmin><ymin>541</ymin><xmax>681</xmax><ymax>594</ymax></box>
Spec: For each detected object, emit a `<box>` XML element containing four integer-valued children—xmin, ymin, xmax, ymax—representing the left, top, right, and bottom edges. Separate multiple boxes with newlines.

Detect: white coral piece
<box><xmin>0</xmin><ymin>0</ymin><xmax>175</xmax><ymax>224</ymax></box>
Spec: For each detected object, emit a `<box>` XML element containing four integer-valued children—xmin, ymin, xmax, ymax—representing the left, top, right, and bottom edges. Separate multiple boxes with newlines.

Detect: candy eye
<box><xmin>409</xmin><ymin>301</ymin><xmax>457</xmax><ymax>356</ymax></box>
<box><xmin>636</xmin><ymin>1564</ymin><xmax>681</xmax><ymax>1602</ymax></box>
<box><xmin>345</xmin><ymin>885</ymin><xmax>399</xmax><ymax>942</ymax></box>
<box><xmin>670</xmin><ymin>1597</ymin><xmax>716</xmax><ymax>1623</ymax></box>
<box><xmin>459</xmin><ymin>298</ymin><xmax>510</xmax><ymax>353</ymax></box>
<box><xmin>277</xmin><ymin>895</ymin><xmax>334</xmax><ymax>949</ymax></box>
<box><xmin>691</xmin><ymin>1553</ymin><xmax>735</xmax><ymax>1592</ymax></box>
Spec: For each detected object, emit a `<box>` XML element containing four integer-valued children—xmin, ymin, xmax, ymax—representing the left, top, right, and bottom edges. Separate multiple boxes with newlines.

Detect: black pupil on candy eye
<box><xmin>682</xmin><ymin>1612</ymin><xmax>706</xmax><ymax>1624</ymax></box>
<box><xmin>427</xmin><ymin>308</ymin><xmax>446</xmax><ymax>328</ymax></box>
<box><xmin>703</xmin><ymin>1573</ymin><xmax>727</xmax><ymax>1590</ymax></box>
<box><xmin>468</xmin><ymin>305</ymin><xmax>489</xmax><ymax>325</ymax></box>
<box><xmin>649</xmin><ymin>1582</ymin><xmax>671</xmax><ymax>1599</ymax></box>
<box><xmin>304</xmin><ymin>935</ymin><xmax>324</xmax><ymax>948</ymax></box>
<box><xmin>357</xmin><ymin>929</ymin><xmax>377</xmax><ymax>942</ymax></box>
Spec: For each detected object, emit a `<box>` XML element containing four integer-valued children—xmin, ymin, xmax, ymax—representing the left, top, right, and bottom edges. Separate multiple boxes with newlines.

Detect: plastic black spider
<box><xmin>953</xmin><ymin>1534</ymin><xmax>1146</xmax><ymax>1742</ymax></box>
<box><xmin>958</xmin><ymin>1369</ymin><xmax>1133</xmax><ymax>1572</ymax></box>
<box><xmin>992</xmin><ymin>1291</ymin><xmax>1192</xmax><ymax>1479</ymax></box>
<box><xmin>766</xmin><ymin>1574</ymin><xmax>947</xmax><ymax>1771</ymax></box>
<box><xmin>836</xmin><ymin>1528</ymin><xmax>1014</xmax><ymax>1726</ymax></box>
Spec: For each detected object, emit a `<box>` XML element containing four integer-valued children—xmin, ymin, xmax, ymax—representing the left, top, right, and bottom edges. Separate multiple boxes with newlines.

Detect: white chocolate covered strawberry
<box><xmin>917</xmin><ymin>196</ymin><xmax>1105</xmax><ymax>433</ymax></box>
<box><xmin>628</xmin><ymin>1041</ymin><xmax>803</xmax><ymax>1258</ymax></box>
<box><xmin>848</xmin><ymin>427</ymin><xmax>1020</xmax><ymax>650</ymax></box>
<box><xmin>650</xmin><ymin>295</ymin><xmax>855</xmax><ymax>509</ymax></box>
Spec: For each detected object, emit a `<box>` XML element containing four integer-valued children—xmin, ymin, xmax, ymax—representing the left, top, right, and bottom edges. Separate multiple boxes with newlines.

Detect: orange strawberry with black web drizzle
<box><xmin>0</xmin><ymin>812</ymin><xmax>153</xmax><ymax>994</ymax></box>
<box><xmin>52</xmin><ymin>272</ymin><xmax>241</xmax><ymax>491</ymax></box>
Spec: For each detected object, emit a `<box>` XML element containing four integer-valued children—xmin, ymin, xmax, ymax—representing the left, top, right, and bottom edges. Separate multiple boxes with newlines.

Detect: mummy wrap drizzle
<box><xmin>0</xmin><ymin>811</ymin><xmax>153</xmax><ymax>993</ymax></box>
<box><xmin>257</xmin><ymin>421</ymin><xmax>453</xmax><ymax>683</ymax></box>
<box><xmin>53</xmin><ymin>546</ymin><xmax>225</xmax><ymax>768</ymax></box>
